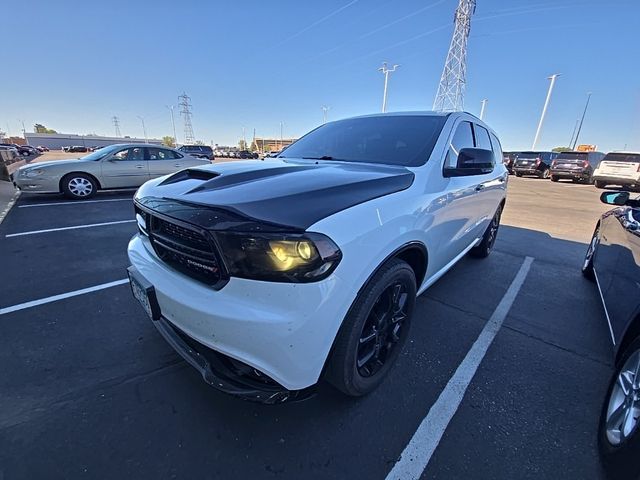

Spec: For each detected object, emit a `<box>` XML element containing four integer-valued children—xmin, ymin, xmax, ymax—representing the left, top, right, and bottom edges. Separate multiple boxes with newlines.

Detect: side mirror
<box><xmin>444</xmin><ymin>148</ymin><xmax>494</xmax><ymax>177</ymax></box>
<box><xmin>600</xmin><ymin>191</ymin><xmax>630</xmax><ymax>206</ymax></box>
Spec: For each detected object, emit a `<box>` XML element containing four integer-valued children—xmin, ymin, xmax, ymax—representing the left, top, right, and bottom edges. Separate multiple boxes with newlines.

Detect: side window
<box><xmin>161</xmin><ymin>149</ymin><xmax>179</xmax><ymax>159</ymax></box>
<box><xmin>445</xmin><ymin>121</ymin><xmax>475</xmax><ymax>168</ymax></box>
<box><xmin>474</xmin><ymin>125</ymin><xmax>492</xmax><ymax>151</ymax></box>
<box><xmin>112</xmin><ymin>147</ymin><xmax>144</xmax><ymax>161</ymax></box>
<box><xmin>489</xmin><ymin>133</ymin><xmax>503</xmax><ymax>165</ymax></box>
<box><xmin>147</xmin><ymin>148</ymin><xmax>178</xmax><ymax>160</ymax></box>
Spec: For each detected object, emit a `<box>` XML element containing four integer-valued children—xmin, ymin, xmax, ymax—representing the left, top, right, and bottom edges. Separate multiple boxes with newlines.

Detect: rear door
<box><xmin>99</xmin><ymin>146</ymin><xmax>149</xmax><ymax>188</ymax></box>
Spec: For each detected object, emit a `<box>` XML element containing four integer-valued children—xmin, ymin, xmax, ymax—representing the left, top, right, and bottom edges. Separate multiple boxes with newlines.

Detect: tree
<box><xmin>552</xmin><ymin>146</ymin><xmax>572</xmax><ymax>153</ymax></box>
<box><xmin>162</xmin><ymin>136</ymin><xmax>176</xmax><ymax>147</ymax></box>
<box><xmin>249</xmin><ymin>141</ymin><xmax>258</xmax><ymax>152</ymax></box>
<box><xmin>34</xmin><ymin>123</ymin><xmax>57</xmax><ymax>134</ymax></box>
<box><xmin>238</xmin><ymin>139</ymin><xmax>247</xmax><ymax>150</ymax></box>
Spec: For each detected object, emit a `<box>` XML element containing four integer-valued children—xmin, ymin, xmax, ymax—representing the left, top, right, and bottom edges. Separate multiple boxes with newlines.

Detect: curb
<box><xmin>0</xmin><ymin>188</ymin><xmax>20</xmax><ymax>225</ymax></box>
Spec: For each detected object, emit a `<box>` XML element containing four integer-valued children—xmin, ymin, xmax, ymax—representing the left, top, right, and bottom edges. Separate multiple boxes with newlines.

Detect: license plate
<box><xmin>128</xmin><ymin>267</ymin><xmax>161</xmax><ymax>320</ymax></box>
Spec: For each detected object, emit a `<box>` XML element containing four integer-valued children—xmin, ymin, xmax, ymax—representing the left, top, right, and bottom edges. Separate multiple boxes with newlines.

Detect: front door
<box><xmin>100</xmin><ymin>146</ymin><xmax>149</xmax><ymax>188</ymax></box>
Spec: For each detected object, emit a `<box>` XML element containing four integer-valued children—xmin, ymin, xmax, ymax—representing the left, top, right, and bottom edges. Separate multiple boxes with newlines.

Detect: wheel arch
<box><xmin>615</xmin><ymin>312</ymin><xmax>640</xmax><ymax>365</ymax></box>
<box><xmin>59</xmin><ymin>171</ymin><xmax>102</xmax><ymax>192</ymax></box>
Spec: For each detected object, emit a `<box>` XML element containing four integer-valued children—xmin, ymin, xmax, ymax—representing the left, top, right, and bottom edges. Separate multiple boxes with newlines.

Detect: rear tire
<box><xmin>470</xmin><ymin>204</ymin><xmax>502</xmax><ymax>258</ymax></box>
<box><xmin>515</xmin><ymin>172</ymin><xmax>523</xmax><ymax>177</ymax></box>
<box><xmin>540</xmin><ymin>169</ymin><xmax>550</xmax><ymax>179</ymax></box>
<box><xmin>595</xmin><ymin>180</ymin><xmax>606</xmax><ymax>189</ymax></box>
<box><xmin>61</xmin><ymin>173</ymin><xmax>97</xmax><ymax>199</ymax></box>
<box><xmin>551</xmin><ymin>175</ymin><xmax>559</xmax><ymax>182</ymax></box>
<box><xmin>325</xmin><ymin>259</ymin><xmax>416</xmax><ymax>397</ymax></box>
<box><xmin>598</xmin><ymin>336</ymin><xmax>640</xmax><ymax>479</ymax></box>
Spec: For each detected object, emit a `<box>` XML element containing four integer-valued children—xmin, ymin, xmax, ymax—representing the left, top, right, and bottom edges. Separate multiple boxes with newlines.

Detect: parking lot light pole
<box><xmin>137</xmin><ymin>116</ymin><xmax>148</xmax><ymax>144</ymax></box>
<box><xmin>166</xmin><ymin>105</ymin><xmax>178</xmax><ymax>147</ymax></box>
<box><xmin>532</xmin><ymin>73</ymin><xmax>560</xmax><ymax>150</ymax></box>
<box><xmin>322</xmin><ymin>105</ymin><xmax>330</xmax><ymax>123</ymax></box>
<box><xmin>378</xmin><ymin>62</ymin><xmax>399</xmax><ymax>113</ymax></box>
<box><xmin>572</xmin><ymin>92</ymin><xmax>592</xmax><ymax>150</ymax></box>
<box><xmin>479</xmin><ymin>99</ymin><xmax>487</xmax><ymax>120</ymax></box>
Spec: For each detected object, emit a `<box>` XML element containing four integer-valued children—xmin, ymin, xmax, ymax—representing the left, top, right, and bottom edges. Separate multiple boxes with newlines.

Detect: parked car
<box><xmin>127</xmin><ymin>112</ymin><xmax>508</xmax><ymax>403</ymax></box>
<box><xmin>593</xmin><ymin>152</ymin><xmax>640</xmax><ymax>190</ymax></box>
<box><xmin>0</xmin><ymin>143</ymin><xmax>19</xmax><ymax>155</ymax></box>
<box><xmin>178</xmin><ymin>145</ymin><xmax>214</xmax><ymax>160</ymax></box>
<box><xmin>62</xmin><ymin>145</ymin><xmax>89</xmax><ymax>153</ymax></box>
<box><xmin>502</xmin><ymin>151</ymin><xmax>519</xmax><ymax>174</ymax></box>
<box><xmin>582</xmin><ymin>190</ymin><xmax>640</xmax><ymax>479</ymax></box>
<box><xmin>237</xmin><ymin>150</ymin><xmax>258</xmax><ymax>159</ymax></box>
<box><xmin>36</xmin><ymin>146</ymin><xmax>50</xmax><ymax>152</ymax></box>
<box><xmin>265</xmin><ymin>150</ymin><xmax>281</xmax><ymax>158</ymax></box>
<box><xmin>21</xmin><ymin>145</ymin><xmax>39</xmax><ymax>156</ymax></box>
<box><xmin>11</xmin><ymin>143</ymin><xmax>210</xmax><ymax>199</ymax></box>
<box><xmin>550</xmin><ymin>151</ymin><xmax>605</xmax><ymax>183</ymax></box>
<box><xmin>512</xmin><ymin>151</ymin><xmax>558</xmax><ymax>178</ymax></box>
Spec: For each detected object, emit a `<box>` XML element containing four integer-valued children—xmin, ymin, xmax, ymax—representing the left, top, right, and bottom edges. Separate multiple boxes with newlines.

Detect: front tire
<box><xmin>62</xmin><ymin>173</ymin><xmax>97</xmax><ymax>199</ymax></box>
<box><xmin>595</xmin><ymin>180</ymin><xmax>606</xmax><ymax>189</ymax></box>
<box><xmin>551</xmin><ymin>175</ymin><xmax>559</xmax><ymax>182</ymax></box>
<box><xmin>325</xmin><ymin>259</ymin><xmax>416</xmax><ymax>396</ymax></box>
<box><xmin>598</xmin><ymin>336</ymin><xmax>640</xmax><ymax>479</ymax></box>
<box><xmin>470</xmin><ymin>204</ymin><xmax>502</xmax><ymax>258</ymax></box>
<box><xmin>515</xmin><ymin>172</ymin><xmax>523</xmax><ymax>177</ymax></box>
<box><xmin>582</xmin><ymin>225</ymin><xmax>598</xmax><ymax>281</ymax></box>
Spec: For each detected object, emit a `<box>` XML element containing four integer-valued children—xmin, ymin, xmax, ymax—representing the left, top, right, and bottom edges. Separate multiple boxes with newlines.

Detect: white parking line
<box><xmin>5</xmin><ymin>219</ymin><xmax>136</xmax><ymax>238</ymax></box>
<box><xmin>0</xmin><ymin>279</ymin><xmax>129</xmax><ymax>316</ymax></box>
<box><xmin>19</xmin><ymin>198</ymin><xmax>132</xmax><ymax>208</ymax></box>
<box><xmin>386</xmin><ymin>256</ymin><xmax>534</xmax><ymax>480</ymax></box>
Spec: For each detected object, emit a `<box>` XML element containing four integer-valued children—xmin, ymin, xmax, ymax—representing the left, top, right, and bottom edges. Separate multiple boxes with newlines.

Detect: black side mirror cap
<box><xmin>444</xmin><ymin>148</ymin><xmax>495</xmax><ymax>177</ymax></box>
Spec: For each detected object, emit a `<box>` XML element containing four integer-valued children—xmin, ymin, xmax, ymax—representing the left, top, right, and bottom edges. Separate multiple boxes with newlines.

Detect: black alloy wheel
<box><xmin>325</xmin><ymin>258</ymin><xmax>416</xmax><ymax>396</ymax></box>
<box><xmin>356</xmin><ymin>282</ymin><xmax>409</xmax><ymax>378</ymax></box>
<box><xmin>470</xmin><ymin>205</ymin><xmax>502</xmax><ymax>258</ymax></box>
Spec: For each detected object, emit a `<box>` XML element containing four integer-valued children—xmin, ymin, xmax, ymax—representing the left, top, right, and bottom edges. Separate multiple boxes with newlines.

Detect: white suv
<box><xmin>127</xmin><ymin>112</ymin><xmax>508</xmax><ymax>403</ymax></box>
<box><xmin>593</xmin><ymin>152</ymin><xmax>640</xmax><ymax>189</ymax></box>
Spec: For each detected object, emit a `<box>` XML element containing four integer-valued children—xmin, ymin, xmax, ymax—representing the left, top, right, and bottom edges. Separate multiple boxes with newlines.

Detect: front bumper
<box><xmin>127</xmin><ymin>234</ymin><xmax>355</xmax><ymax>394</ymax></box>
<box><xmin>12</xmin><ymin>174</ymin><xmax>59</xmax><ymax>193</ymax></box>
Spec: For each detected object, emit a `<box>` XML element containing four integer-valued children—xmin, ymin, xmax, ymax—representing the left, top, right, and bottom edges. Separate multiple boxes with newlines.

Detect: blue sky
<box><xmin>2</xmin><ymin>0</ymin><xmax>639</xmax><ymax>152</ymax></box>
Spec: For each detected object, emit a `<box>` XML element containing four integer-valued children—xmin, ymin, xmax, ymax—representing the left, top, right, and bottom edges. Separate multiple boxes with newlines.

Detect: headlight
<box><xmin>215</xmin><ymin>231</ymin><xmax>342</xmax><ymax>282</ymax></box>
<box><xmin>23</xmin><ymin>168</ymin><xmax>45</xmax><ymax>178</ymax></box>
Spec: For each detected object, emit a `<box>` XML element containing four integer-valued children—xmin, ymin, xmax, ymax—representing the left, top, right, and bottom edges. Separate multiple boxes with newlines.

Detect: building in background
<box><xmin>24</xmin><ymin>133</ymin><xmax>162</xmax><ymax>150</ymax></box>
<box><xmin>255</xmin><ymin>138</ymin><xmax>296</xmax><ymax>153</ymax></box>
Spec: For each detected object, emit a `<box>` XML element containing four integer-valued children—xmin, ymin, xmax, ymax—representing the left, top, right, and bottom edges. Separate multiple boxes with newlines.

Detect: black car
<box><xmin>178</xmin><ymin>145</ymin><xmax>214</xmax><ymax>160</ymax></box>
<box><xmin>63</xmin><ymin>146</ymin><xmax>89</xmax><ymax>153</ymax></box>
<box><xmin>550</xmin><ymin>151</ymin><xmax>605</xmax><ymax>184</ymax></box>
<box><xmin>513</xmin><ymin>151</ymin><xmax>558</xmax><ymax>178</ymax></box>
<box><xmin>583</xmin><ymin>191</ymin><xmax>640</xmax><ymax>479</ymax></box>
<box><xmin>237</xmin><ymin>150</ymin><xmax>258</xmax><ymax>159</ymax></box>
<box><xmin>502</xmin><ymin>151</ymin><xmax>519</xmax><ymax>174</ymax></box>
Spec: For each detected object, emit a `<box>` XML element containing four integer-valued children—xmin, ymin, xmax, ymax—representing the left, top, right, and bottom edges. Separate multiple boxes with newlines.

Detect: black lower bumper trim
<box><xmin>152</xmin><ymin>317</ymin><xmax>315</xmax><ymax>404</ymax></box>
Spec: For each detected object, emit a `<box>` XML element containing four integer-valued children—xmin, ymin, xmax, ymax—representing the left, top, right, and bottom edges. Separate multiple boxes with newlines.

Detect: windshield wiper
<box><xmin>302</xmin><ymin>156</ymin><xmax>335</xmax><ymax>160</ymax></box>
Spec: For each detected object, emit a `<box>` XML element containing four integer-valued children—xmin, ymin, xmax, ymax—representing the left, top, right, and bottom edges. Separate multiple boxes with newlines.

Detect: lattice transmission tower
<box><xmin>112</xmin><ymin>116</ymin><xmax>121</xmax><ymax>137</ymax></box>
<box><xmin>432</xmin><ymin>0</ymin><xmax>476</xmax><ymax>112</ymax></box>
<box><xmin>178</xmin><ymin>92</ymin><xmax>195</xmax><ymax>144</ymax></box>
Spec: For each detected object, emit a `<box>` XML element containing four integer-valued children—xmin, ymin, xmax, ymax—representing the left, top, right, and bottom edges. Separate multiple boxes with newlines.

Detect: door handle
<box><xmin>135</xmin><ymin>164</ymin><xmax>144</xmax><ymax>169</ymax></box>
<box><xmin>475</xmin><ymin>184</ymin><xmax>485</xmax><ymax>191</ymax></box>
<box><xmin>174</xmin><ymin>164</ymin><xmax>182</xmax><ymax>167</ymax></box>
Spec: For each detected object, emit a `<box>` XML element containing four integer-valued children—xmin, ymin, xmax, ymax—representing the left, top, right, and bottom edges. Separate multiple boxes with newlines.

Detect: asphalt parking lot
<box><xmin>0</xmin><ymin>176</ymin><xmax>617</xmax><ymax>479</ymax></box>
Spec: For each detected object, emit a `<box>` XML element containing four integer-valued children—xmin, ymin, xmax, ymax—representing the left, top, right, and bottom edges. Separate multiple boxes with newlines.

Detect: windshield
<box><xmin>556</xmin><ymin>152</ymin><xmax>588</xmax><ymax>160</ymax></box>
<box><xmin>603</xmin><ymin>153</ymin><xmax>640</xmax><ymax>163</ymax></box>
<box><xmin>79</xmin><ymin>144</ymin><xmax>121</xmax><ymax>161</ymax></box>
<box><xmin>279</xmin><ymin>115</ymin><xmax>447</xmax><ymax>167</ymax></box>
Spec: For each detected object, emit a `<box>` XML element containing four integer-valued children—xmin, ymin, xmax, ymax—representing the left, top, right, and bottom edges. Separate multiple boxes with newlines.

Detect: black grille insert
<box><xmin>146</xmin><ymin>213</ymin><xmax>225</xmax><ymax>287</ymax></box>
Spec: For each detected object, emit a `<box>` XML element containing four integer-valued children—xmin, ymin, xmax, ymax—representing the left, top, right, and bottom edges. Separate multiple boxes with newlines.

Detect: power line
<box><xmin>178</xmin><ymin>92</ymin><xmax>195</xmax><ymax>145</ymax></box>
<box><xmin>112</xmin><ymin>116</ymin><xmax>121</xmax><ymax>137</ymax></box>
<box><xmin>433</xmin><ymin>0</ymin><xmax>476</xmax><ymax>112</ymax></box>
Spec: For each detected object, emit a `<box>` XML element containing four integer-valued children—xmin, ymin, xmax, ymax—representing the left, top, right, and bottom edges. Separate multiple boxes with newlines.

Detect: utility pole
<box><xmin>112</xmin><ymin>116</ymin><xmax>121</xmax><ymax>137</ymax></box>
<box><xmin>479</xmin><ymin>99</ymin><xmax>487</xmax><ymax>120</ymax></box>
<box><xmin>571</xmin><ymin>92</ymin><xmax>592</xmax><ymax>150</ymax></box>
<box><xmin>279</xmin><ymin>121</ymin><xmax>284</xmax><ymax>150</ymax></box>
<box><xmin>166</xmin><ymin>105</ymin><xmax>178</xmax><ymax>146</ymax></box>
<box><xmin>378</xmin><ymin>62</ymin><xmax>399</xmax><ymax>113</ymax></box>
<box><xmin>18</xmin><ymin>119</ymin><xmax>26</xmax><ymax>137</ymax></box>
<box><xmin>322</xmin><ymin>105</ymin><xmax>330</xmax><ymax>123</ymax></box>
<box><xmin>137</xmin><ymin>116</ymin><xmax>148</xmax><ymax>143</ymax></box>
<box><xmin>532</xmin><ymin>73</ymin><xmax>560</xmax><ymax>150</ymax></box>
<box><xmin>433</xmin><ymin>0</ymin><xmax>476</xmax><ymax>112</ymax></box>
<box><xmin>178</xmin><ymin>92</ymin><xmax>195</xmax><ymax>144</ymax></box>
<box><xmin>242</xmin><ymin>127</ymin><xmax>246</xmax><ymax>149</ymax></box>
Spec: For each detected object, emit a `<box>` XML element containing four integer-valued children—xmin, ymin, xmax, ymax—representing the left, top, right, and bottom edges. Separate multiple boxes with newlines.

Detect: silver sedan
<box><xmin>12</xmin><ymin>143</ymin><xmax>211</xmax><ymax>199</ymax></box>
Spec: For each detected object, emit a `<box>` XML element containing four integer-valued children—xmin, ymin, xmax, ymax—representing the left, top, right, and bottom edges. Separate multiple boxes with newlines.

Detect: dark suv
<box><xmin>178</xmin><ymin>145</ymin><xmax>214</xmax><ymax>160</ymax></box>
<box><xmin>513</xmin><ymin>151</ymin><xmax>558</xmax><ymax>178</ymax></box>
<box><xmin>550</xmin><ymin>151</ymin><xmax>604</xmax><ymax>184</ymax></box>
